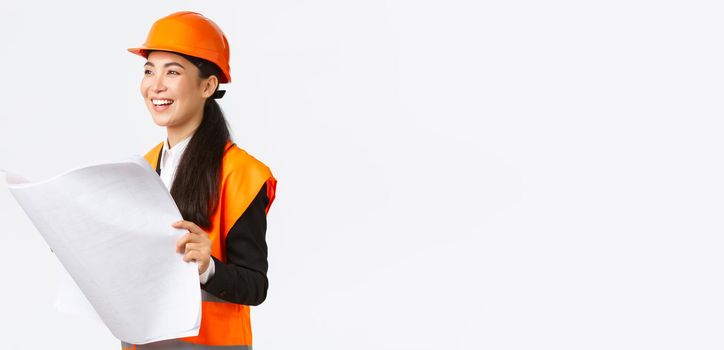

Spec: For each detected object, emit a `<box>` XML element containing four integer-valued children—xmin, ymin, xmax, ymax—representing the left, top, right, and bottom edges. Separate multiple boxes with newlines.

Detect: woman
<box><xmin>122</xmin><ymin>11</ymin><xmax>277</xmax><ymax>350</ymax></box>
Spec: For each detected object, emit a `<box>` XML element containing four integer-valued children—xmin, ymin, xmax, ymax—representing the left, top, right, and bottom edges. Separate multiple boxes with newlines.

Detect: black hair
<box><xmin>151</xmin><ymin>50</ymin><xmax>231</xmax><ymax>229</ymax></box>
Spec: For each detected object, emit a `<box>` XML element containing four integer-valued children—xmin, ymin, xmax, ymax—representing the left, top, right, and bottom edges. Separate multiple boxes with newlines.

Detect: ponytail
<box><xmin>167</xmin><ymin>52</ymin><xmax>231</xmax><ymax>229</ymax></box>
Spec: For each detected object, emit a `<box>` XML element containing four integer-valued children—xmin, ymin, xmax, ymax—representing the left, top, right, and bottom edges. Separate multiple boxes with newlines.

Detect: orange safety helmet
<box><xmin>128</xmin><ymin>11</ymin><xmax>232</xmax><ymax>83</ymax></box>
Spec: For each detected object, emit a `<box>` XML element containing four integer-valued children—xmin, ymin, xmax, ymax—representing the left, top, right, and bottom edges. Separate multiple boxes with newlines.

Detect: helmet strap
<box><xmin>212</xmin><ymin>90</ymin><xmax>226</xmax><ymax>99</ymax></box>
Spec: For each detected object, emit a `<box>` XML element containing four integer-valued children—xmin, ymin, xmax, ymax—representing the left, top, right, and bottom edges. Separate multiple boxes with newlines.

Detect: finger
<box><xmin>172</xmin><ymin>220</ymin><xmax>204</xmax><ymax>235</ymax></box>
<box><xmin>176</xmin><ymin>233</ymin><xmax>192</xmax><ymax>253</ymax></box>
<box><xmin>171</xmin><ymin>220</ymin><xmax>195</xmax><ymax>233</ymax></box>
<box><xmin>185</xmin><ymin>244</ymin><xmax>212</xmax><ymax>259</ymax></box>
<box><xmin>181</xmin><ymin>233</ymin><xmax>207</xmax><ymax>245</ymax></box>
<box><xmin>183</xmin><ymin>250</ymin><xmax>196</xmax><ymax>262</ymax></box>
<box><xmin>184</xmin><ymin>242</ymin><xmax>208</xmax><ymax>253</ymax></box>
<box><xmin>183</xmin><ymin>250</ymin><xmax>205</xmax><ymax>263</ymax></box>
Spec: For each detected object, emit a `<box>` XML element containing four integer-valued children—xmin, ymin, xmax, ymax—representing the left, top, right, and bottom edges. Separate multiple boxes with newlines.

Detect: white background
<box><xmin>1</xmin><ymin>0</ymin><xmax>723</xmax><ymax>349</ymax></box>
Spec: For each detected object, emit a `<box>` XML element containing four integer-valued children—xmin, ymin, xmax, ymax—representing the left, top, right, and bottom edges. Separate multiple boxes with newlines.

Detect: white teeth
<box><xmin>152</xmin><ymin>99</ymin><xmax>174</xmax><ymax>106</ymax></box>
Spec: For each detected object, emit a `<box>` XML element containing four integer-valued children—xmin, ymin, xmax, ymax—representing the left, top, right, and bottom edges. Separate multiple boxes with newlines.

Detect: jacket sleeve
<box><xmin>201</xmin><ymin>183</ymin><xmax>269</xmax><ymax>305</ymax></box>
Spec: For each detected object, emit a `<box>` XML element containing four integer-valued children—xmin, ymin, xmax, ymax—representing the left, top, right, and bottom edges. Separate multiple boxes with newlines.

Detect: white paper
<box><xmin>4</xmin><ymin>155</ymin><xmax>201</xmax><ymax>344</ymax></box>
<box><xmin>53</xmin><ymin>259</ymin><xmax>104</xmax><ymax>325</ymax></box>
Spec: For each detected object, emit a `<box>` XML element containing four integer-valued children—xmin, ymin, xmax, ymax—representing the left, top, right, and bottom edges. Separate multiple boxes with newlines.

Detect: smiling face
<box><xmin>140</xmin><ymin>51</ymin><xmax>217</xmax><ymax>140</ymax></box>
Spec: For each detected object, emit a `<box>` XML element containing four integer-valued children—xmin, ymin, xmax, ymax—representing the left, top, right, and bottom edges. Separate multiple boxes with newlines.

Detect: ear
<box><xmin>201</xmin><ymin>75</ymin><xmax>219</xmax><ymax>99</ymax></box>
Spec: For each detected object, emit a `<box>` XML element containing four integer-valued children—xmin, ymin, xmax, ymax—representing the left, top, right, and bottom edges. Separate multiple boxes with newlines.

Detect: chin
<box><xmin>150</xmin><ymin>114</ymin><xmax>174</xmax><ymax>127</ymax></box>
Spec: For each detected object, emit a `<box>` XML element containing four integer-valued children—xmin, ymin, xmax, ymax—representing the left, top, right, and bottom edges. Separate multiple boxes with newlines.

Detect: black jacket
<box><xmin>156</xmin><ymin>151</ymin><xmax>269</xmax><ymax>306</ymax></box>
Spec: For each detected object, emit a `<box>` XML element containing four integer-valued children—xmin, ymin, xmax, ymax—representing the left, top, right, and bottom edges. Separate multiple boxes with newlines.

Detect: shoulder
<box><xmin>219</xmin><ymin>143</ymin><xmax>277</xmax><ymax>216</ymax></box>
<box><xmin>222</xmin><ymin>144</ymin><xmax>273</xmax><ymax>179</ymax></box>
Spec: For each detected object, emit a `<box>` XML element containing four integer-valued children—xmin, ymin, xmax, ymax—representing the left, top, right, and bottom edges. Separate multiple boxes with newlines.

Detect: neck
<box><xmin>166</xmin><ymin>112</ymin><xmax>203</xmax><ymax>148</ymax></box>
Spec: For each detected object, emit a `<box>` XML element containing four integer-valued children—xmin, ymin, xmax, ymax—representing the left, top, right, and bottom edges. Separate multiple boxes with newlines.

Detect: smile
<box><xmin>152</xmin><ymin>99</ymin><xmax>174</xmax><ymax>106</ymax></box>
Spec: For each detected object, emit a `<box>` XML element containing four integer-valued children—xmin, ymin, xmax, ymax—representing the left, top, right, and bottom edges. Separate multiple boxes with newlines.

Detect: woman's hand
<box><xmin>173</xmin><ymin>220</ymin><xmax>213</xmax><ymax>275</ymax></box>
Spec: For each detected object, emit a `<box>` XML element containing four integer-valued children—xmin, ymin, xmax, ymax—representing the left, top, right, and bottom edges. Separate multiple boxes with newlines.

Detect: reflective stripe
<box><xmin>123</xmin><ymin>339</ymin><xmax>251</xmax><ymax>349</ymax></box>
<box><xmin>201</xmin><ymin>289</ymin><xmax>228</xmax><ymax>303</ymax></box>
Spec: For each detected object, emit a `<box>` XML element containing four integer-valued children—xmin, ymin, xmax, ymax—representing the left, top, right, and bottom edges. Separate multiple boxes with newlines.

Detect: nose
<box><xmin>150</xmin><ymin>74</ymin><xmax>167</xmax><ymax>94</ymax></box>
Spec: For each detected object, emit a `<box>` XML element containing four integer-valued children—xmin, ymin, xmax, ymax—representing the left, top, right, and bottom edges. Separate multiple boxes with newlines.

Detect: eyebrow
<box><xmin>144</xmin><ymin>61</ymin><xmax>186</xmax><ymax>69</ymax></box>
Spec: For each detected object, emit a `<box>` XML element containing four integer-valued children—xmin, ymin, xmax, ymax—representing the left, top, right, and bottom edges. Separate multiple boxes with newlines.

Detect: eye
<box><xmin>168</xmin><ymin>70</ymin><xmax>180</xmax><ymax>76</ymax></box>
<box><xmin>144</xmin><ymin>69</ymin><xmax>152</xmax><ymax>75</ymax></box>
